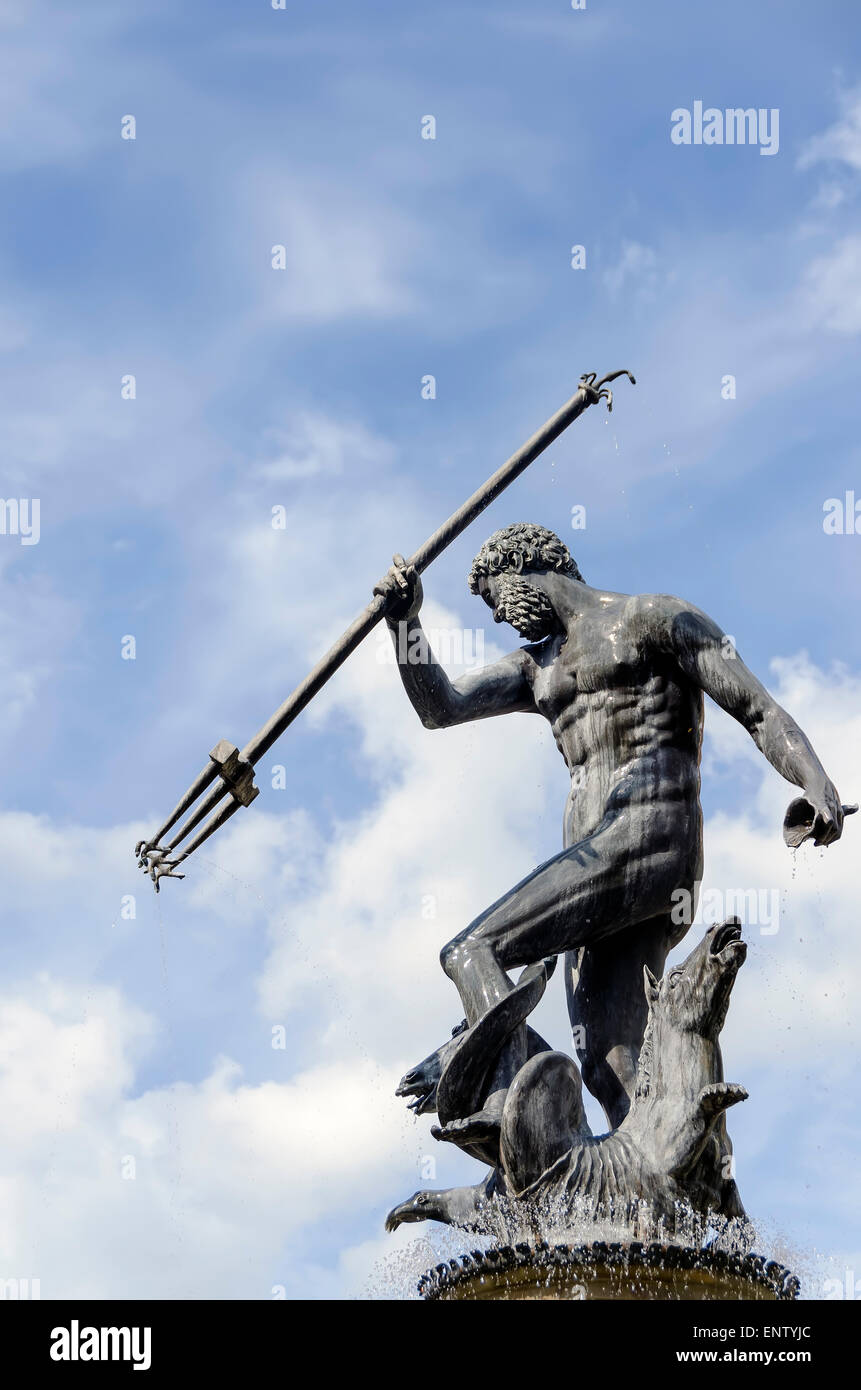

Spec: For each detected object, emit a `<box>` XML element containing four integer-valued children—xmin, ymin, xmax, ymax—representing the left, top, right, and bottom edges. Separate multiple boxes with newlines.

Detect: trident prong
<box><xmin>578</xmin><ymin>369</ymin><xmax>637</xmax><ymax>414</ymax></box>
<box><xmin>135</xmin><ymin>843</ymin><xmax>187</xmax><ymax>892</ymax></box>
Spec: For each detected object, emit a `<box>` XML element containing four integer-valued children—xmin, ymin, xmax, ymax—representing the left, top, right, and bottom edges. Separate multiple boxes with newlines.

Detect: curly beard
<box><xmin>493</xmin><ymin>574</ymin><xmax>557</xmax><ymax>641</ymax></box>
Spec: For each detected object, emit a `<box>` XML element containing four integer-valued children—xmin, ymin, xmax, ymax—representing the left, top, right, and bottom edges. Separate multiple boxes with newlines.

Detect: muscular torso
<box><xmin>521</xmin><ymin>593</ymin><xmax>703</xmax><ymax>859</ymax></box>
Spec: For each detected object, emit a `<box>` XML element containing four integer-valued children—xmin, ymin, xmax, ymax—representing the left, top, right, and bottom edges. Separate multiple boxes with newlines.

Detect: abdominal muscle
<box><xmin>543</xmin><ymin>676</ymin><xmax>700</xmax><ymax>846</ymax></box>
<box><xmin>560</xmin><ymin>739</ymin><xmax>703</xmax><ymax>867</ymax></box>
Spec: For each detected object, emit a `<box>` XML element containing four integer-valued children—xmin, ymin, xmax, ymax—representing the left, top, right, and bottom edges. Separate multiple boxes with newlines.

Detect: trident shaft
<box><xmin>135</xmin><ymin>369</ymin><xmax>635</xmax><ymax>888</ymax></box>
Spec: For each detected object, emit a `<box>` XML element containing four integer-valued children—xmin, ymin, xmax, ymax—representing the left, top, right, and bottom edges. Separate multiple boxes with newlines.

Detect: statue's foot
<box><xmin>431</xmin><ymin>1108</ymin><xmax>502</xmax><ymax>1152</ymax></box>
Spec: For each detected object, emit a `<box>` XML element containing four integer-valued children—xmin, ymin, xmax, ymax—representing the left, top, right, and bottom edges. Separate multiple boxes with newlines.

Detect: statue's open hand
<box><xmin>373</xmin><ymin>553</ymin><xmax>423</xmax><ymax>624</ymax></box>
<box><xmin>784</xmin><ymin>782</ymin><xmax>857</xmax><ymax>848</ymax></box>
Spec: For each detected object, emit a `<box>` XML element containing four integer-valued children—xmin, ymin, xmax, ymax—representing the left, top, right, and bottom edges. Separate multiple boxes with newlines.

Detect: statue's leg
<box><xmin>439</xmin><ymin>815</ymin><xmax>684</xmax><ymax>1021</ymax></box>
<box><xmin>565</xmin><ymin>914</ymin><xmax>678</xmax><ymax>1130</ymax></box>
<box><xmin>434</xmin><ymin>818</ymin><xmax>687</xmax><ymax>1140</ymax></box>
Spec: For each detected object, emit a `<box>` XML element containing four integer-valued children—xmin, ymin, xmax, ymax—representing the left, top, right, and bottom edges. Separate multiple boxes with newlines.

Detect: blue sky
<box><xmin>0</xmin><ymin>0</ymin><xmax>860</xmax><ymax>1298</ymax></box>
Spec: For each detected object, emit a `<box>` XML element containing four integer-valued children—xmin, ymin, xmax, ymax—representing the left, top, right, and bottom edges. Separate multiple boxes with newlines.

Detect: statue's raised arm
<box><xmin>373</xmin><ymin>553</ymin><xmax>537</xmax><ymax>729</ymax></box>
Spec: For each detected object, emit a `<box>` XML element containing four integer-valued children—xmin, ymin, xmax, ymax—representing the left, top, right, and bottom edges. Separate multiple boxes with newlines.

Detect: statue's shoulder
<box><xmin>629</xmin><ymin>590</ymin><xmax>686</xmax><ymax>613</ymax></box>
<box><xmin>615</xmin><ymin>593</ymin><xmax>704</xmax><ymax>656</ymax></box>
<box><xmin>624</xmin><ymin>591</ymin><xmax>691</xmax><ymax>628</ymax></box>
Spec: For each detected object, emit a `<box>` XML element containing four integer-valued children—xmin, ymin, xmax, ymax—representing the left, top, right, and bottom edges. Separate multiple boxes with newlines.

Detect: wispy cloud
<box><xmin>798</xmin><ymin>86</ymin><xmax>861</xmax><ymax>173</ymax></box>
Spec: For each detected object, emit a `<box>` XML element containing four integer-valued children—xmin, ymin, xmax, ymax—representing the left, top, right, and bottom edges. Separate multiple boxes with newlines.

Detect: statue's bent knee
<box><xmin>440</xmin><ymin>936</ymin><xmax>465</xmax><ymax>978</ymax></box>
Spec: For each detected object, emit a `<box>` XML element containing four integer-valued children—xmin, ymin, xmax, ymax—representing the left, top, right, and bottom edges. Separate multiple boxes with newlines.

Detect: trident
<box><xmin>135</xmin><ymin>369</ymin><xmax>635</xmax><ymax>888</ymax></box>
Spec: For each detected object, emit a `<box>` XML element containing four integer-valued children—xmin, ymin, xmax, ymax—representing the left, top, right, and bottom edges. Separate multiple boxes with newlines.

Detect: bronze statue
<box><xmin>375</xmin><ymin>522</ymin><xmax>854</xmax><ymax>1219</ymax></box>
<box><xmin>133</xmin><ymin>367</ymin><xmax>854</xmax><ymax>1240</ymax></box>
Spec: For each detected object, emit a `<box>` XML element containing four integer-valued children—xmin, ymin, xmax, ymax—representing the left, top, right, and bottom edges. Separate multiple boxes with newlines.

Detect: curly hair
<box><xmin>468</xmin><ymin>522</ymin><xmax>583</xmax><ymax>593</ymax></box>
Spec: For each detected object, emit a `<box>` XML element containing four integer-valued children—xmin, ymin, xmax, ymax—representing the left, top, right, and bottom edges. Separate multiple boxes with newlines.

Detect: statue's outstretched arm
<box><xmin>663</xmin><ymin>598</ymin><xmax>847</xmax><ymax>847</ymax></box>
<box><xmin>373</xmin><ymin>553</ymin><xmax>535</xmax><ymax>728</ymax></box>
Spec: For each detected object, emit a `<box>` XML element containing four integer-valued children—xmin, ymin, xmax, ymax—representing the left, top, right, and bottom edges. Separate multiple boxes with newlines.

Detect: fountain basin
<box><xmin>418</xmin><ymin>1240</ymin><xmax>800</xmax><ymax>1301</ymax></box>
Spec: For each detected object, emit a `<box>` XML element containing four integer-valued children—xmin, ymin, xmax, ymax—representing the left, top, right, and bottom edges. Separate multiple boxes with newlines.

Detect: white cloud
<box><xmin>604</xmin><ymin>241</ymin><xmax>659</xmax><ymax>299</ymax></box>
<box><xmin>0</xmin><ymin>4</ymin><xmax>169</xmax><ymax>174</ymax></box>
<box><xmin>248</xmin><ymin>171</ymin><xmax>421</xmax><ymax>324</ymax></box>
<box><xmin>254</xmin><ymin>411</ymin><xmax>396</xmax><ymax>483</ymax></box>
<box><xmin>0</xmin><ymin>974</ymin><xmax>417</xmax><ymax>1297</ymax></box>
<box><xmin>489</xmin><ymin>13</ymin><xmax>619</xmax><ymax>45</ymax></box>
<box><xmin>802</xmin><ymin>235</ymin><xmax>861</xmax><ymax>334</ymax></box>
<box><xmin>0</xmin><ymin>569</ymin><xmax>79</xmax><ymax>750</ymax></box>
<box><xmin>798</xmin><ymin>88</ymin><xmax>861</xmax><ymax>173</ymax></box>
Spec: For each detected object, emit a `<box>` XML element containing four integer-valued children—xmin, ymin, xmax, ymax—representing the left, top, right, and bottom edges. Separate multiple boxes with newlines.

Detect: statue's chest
<box><xmin>531</xmin><ymin>629</ymin><xmax>643</xmax><ymax>715</ymax></box>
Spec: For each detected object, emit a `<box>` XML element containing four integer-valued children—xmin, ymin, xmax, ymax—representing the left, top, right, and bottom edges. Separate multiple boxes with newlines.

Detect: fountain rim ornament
<box><xmin>417</xmin><ymin>1241</ymin><xmax>801</xmax><ymax>1302</ymax></box>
